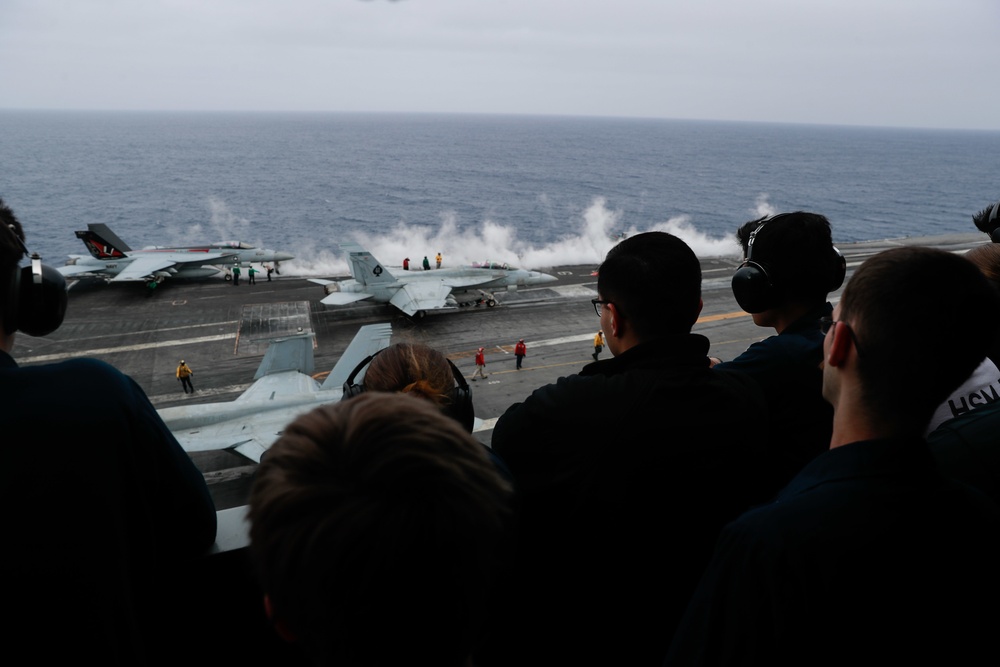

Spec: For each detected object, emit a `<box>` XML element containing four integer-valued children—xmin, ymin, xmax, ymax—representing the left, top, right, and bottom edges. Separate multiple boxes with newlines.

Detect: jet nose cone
<box><xmin>532</xmin><ymin>271</ymin><xmax>558</xmax><ymax>284</ymax></box>
<box><xmin>273</xmin><ymin>251</ymin><xmax>295</xmax><ymax>262</ymax></box>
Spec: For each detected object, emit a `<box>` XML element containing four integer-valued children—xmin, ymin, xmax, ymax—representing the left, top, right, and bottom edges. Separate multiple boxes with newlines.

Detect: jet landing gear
<box><xmin>459</xmin><ymin>294</ymin><xmax>497</xmax><ymax>308</ymax></box>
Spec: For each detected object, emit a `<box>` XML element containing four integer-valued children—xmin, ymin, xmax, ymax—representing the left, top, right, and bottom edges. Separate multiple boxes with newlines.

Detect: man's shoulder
<box><xmin>22</xmin><ymin>356</ymin><xmax>124</xmax><ymax>379</ymax></box>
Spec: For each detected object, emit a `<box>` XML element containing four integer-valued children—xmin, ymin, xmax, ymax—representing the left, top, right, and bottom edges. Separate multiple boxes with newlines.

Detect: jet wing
<box><xmin>57</xmin><ymin>263</ymin><xmax>104</xmax><ymax>277</ymax></box>
<box><xmin>389</xmin><ymin>281</ymin><xmax>456</xmax><ymax>316</ymax></box>
<box><xmin>111</xmin><ymin>251</ymin><xmax>234</xmax><ymax>282</ymax></box>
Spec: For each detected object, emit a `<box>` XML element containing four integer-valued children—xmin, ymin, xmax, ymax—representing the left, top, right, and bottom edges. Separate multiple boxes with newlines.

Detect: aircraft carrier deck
<box><xmin>16</xmin><ymin>232</ymin><xmax>987</xmax><ymax>512</ymax></box>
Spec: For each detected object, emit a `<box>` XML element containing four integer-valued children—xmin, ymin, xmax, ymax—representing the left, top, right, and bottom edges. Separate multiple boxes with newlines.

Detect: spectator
<box><xmin>342</xmin><ymin>341</ymin><xmax>512</xmax><ymax>480</ymax></box>
<box><xmin>248</xmin><ymin>392</ymin><xmax>514</xmax><ymax>667</ymax></box>
<box><xmin>927</xmin><ymin>240</ymin><xmax>1000</xmax><ymax>504</ymax></box>
<box><xmin>712</xmin><ymin>211</ymin><xmax>846</xmax><ymax>491</ymax></box>
<box><xmin>0</xmin><ymin>196</ymin><xmax>217</xmax><ymax>662</ymax></box>
<box><xmin>926</xmin><ymin>202</ymin><xmax>1000</xmax><ymax>433</ymax></box>
<box><xmin>343</xmin><ymin>341</ymin><xmax>476</xmax><ymax>433</ymax></box>
<box><xmin>666</xmin><ymin>246</ymin><xmax>1000</xmax><ymax>666</ymax></box>
<box><xmin>478</xmin><ymin>231</ymin><xmax>772</xmax><ymax>667</ymax></box>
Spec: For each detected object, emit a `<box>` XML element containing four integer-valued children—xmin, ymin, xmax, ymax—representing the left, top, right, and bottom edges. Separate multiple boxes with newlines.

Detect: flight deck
<box><xmin>16</xmin><ymin>232</ymin><xmax>986</xmax><ymax>512</ymax></box>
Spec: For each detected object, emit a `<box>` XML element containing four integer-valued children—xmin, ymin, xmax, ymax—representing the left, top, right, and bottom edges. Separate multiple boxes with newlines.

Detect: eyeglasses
<box><xmin>592</xmin><ymin>299</ymin><xmax>612</xmax><ymax>317</ymax></box>
<box><xmin>819</xmin><ymin>317</ymin><xmax>865</xmax><ymax>357</ymax></box>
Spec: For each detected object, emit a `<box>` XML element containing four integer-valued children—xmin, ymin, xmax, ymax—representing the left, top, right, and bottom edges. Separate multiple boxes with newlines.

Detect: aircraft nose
<box><xmin>531</xmin><ymin>271</ymin><xmax>558</xmax><ymax>284</ymax></box>
<box><xmin>273</xmin><ymin>251</ymin><xmax>295</xmax><ymax>262</ymax></box>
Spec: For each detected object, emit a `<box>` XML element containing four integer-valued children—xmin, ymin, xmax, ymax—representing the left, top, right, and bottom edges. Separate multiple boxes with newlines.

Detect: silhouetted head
<box><xmin>597</xmin><ymin>231</ymin><xmax>701</xmax><ymax>341</ymax></box>
<box><xmin>248</xmin><ymin>393</ymin><xmax>514</xmax><ymax>667</ymax></box>
<box><xmin>835</xmin><ymin>246</ymin><xmax>1000</xmax><ymax>430</ymax></box>
<box><xmin>731</xmin><ymin>211</ymin><xmax>845</xmax><ymax>313</ymax></box>
<box><xmin>359</xmin><ymin>342</ymin><xmax>475</xmax><ymax>432</ymax></box>
<box><xmin>972</xmin><ymin>201</ymin><xmax>1000</xmax><ymax>243</ymax></box>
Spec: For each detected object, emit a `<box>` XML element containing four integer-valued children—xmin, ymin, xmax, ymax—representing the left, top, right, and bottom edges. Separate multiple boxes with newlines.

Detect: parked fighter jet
<box><xmin>158</xmin><ymin>322</ymin><xmax>392</xmax><ymax>463</ymax></box>
<box><xmin>57</xmin><ymin>223</ymin><xmax>294</xmax><ymax>284</ymax></box>
<box><xmin>309</xmin><ymin>243</ymin><xmax>557</xmax><ymax>318</ymax></box>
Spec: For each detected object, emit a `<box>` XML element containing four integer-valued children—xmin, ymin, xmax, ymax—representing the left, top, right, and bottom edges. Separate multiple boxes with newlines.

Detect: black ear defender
<box><xmin>731</xmin><ymin>216</ymin><xmax>778</xmax><ymax>313</ymax></box>
<box><xmin>3</xmin><ymin>224</ymin><xmax>67</xmax><ymax>337</ymax></box>
<box><xmin>829</xmin><ymin>245</ymin><xmax>847</xmax><ymax>293</ymax></box>
<box><xmin>342</xmin><ymin>349</ymin><xmax>476</xmax><ymax>433</ymax></box>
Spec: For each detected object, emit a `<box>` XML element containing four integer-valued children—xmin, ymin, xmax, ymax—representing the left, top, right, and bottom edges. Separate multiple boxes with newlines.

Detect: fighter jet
<box><xmin>57</xmin><ymin>223</ymin><xmax>294</xmax><ymax>284</ymax></box>
<box><xmin>309</xmin><ymin>242</ymin><xmax>558</xmax><ymax>318</ymax></box>
<box><xmin>158</xmin><ymin>322</ymin><xmax>392</xmax><ymax>463</ymax></box>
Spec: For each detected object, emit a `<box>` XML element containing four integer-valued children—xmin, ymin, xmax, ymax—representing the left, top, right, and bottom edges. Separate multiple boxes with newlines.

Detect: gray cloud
<box><xmin>0</xmin><ymin>0</ymin><xmax>997</xmax><ymax>130</ymax></box>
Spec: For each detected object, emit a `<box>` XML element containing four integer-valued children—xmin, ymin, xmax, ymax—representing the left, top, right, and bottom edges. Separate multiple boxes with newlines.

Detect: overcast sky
<box><xmin>1</xmin><ymin>0</ymin><xmax>997</xmax><ymax>131</ymax></box>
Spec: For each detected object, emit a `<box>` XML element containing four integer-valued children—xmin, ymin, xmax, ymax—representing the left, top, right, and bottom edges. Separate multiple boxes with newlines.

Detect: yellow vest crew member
<box><xmin>176</xmin><ymin>360</ymin><xmax>195</xmax><ymax>394</ymax></box>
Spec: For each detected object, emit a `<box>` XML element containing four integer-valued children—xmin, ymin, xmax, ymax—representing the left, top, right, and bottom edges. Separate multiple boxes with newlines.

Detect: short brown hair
<box><xmin>248</xmin><ymin>392</ymin><xmax>514</xmax><ymax>666</ymax></box>
<box><xmin>839</xmin><ymin>246</ymin><xmax>1000</xmax><ymax>428</ymax></box>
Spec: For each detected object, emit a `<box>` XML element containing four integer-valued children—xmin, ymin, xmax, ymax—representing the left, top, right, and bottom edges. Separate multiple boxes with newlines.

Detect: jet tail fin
<box><xmin>253</xmin><ymin>332</ymin><xmax>316</xmax><ymax>379</ymax></box>
<box><xmin>76</xmin><ymin>223</ymin><xmax>132</xmax><ymax>259</ymax></box>
<box><xmin>340</xmin><ymin>243</ymin><xmax>396</xmax><ymax>286</ymax></box>
<box><xmin>321</xmin><ymin>322</ymin><xmax>393</xmax><ymax>389</ymax></box>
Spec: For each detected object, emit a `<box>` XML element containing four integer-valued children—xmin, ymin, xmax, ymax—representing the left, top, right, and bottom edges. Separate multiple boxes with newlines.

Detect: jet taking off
<box><xmin>159</xmin><ymin>322</ymin><xmax>392</xmax><ymax>463</ymax></box>
<box><xmin>310</xmin><ymin>243</ymin><xmax>557</xmax><ymax>318</ymax></box>
<box><xmin>57</xmin><ymin>223</ymin><xmax>294</xmax><ymax>284</ymax></box>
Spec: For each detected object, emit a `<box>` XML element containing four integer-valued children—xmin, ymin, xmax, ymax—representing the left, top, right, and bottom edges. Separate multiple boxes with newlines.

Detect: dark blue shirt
<box><xmin>0</xmin><ymin>351</ymin><xmax>217</xmax><ymax>663</ymax></box>
<box><xmin>666</xmin><ymin>436</ymin><xmax>1000</xmax><ymax>666</ymax></box>
<box><xmin>715</xmin><ymin>302</ymin><xmax>834</xmax><ymax>493</ymax></box>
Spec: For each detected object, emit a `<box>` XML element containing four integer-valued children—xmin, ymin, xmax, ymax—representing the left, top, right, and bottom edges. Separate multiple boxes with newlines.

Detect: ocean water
<box><xmin>1</xmin><ymin>110</ymin><xmax>998</xmax><ymax>275</ymax></box>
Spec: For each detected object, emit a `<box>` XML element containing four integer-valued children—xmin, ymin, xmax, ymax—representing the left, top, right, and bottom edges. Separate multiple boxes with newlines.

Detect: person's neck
<box><xmin>769</xmin><ymin>301</ymin><xmax>821</xmax><ymax>334</ymax></box>
<box><xmin>0</xmin><ymin>327</ymin><xmax>13</xmax><ymax>354</ymax></box>
<box><xmin>829</xmin><ymin>401</ymin><xmax>912</xmax><ymax>449</ymax></box>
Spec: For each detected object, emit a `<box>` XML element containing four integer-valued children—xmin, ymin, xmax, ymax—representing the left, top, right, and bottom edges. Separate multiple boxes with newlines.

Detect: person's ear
<box><xmin>606</xmin><ymin>302</ymin><xmax>622</xmax><ymax>337</ymax></box>
<box><xmin>826</xmin><ymin>320</ymin><xmax>852</xmax><ymax>368</ymax></box>
<box><xmin>263</xmin><ymin>594</ymin><xmax>298</xmax><ymax>644</ymax></box>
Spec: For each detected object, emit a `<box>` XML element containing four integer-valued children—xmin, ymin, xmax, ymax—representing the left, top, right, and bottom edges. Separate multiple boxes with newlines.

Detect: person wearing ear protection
<box><xmin>0</xmin><ymin>197</ymin><xmax>216</xmax><ymax>661</ymax></box>
<box><xmin>713</xmin><ymin>211</ymin><xmax>846</xmax><ymax>493</ymax></box>
<box><xmin>342</xmin><ymin>341</ymin><xmax>513</xmax><ymax>482</ymax></box>
<box><xmin>345</xmin><ymin>342</ymin><xmax>475</xmax><ymax>432</ymax></box>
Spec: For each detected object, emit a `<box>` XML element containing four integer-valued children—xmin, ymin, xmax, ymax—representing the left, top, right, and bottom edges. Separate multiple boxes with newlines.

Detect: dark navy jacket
<box><xmin>478</xmin><ymin>335</ymin><xmax>773</xmax><ymax>667</ymax></box>
<box><xmin>0</xmin><ymin>351</ymin><xmax>217</xmax><ymax>664</ymax></box>
<box><xmin>666</xmin><ymin>436</ymin><xmax>1000</xmax><ymax>666</ymax></box>
<box><xmin>715</xmin><ymin>302</ymin><xmax>834</xmax><ymax>493</ymax></box>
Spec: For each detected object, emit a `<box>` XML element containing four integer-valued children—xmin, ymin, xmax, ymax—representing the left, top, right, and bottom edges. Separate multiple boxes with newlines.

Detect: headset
<box><xmin>3</xmin><ymin>223</ymin><xmax>67</xmax><ymax>337</ymax></box>
<box><xmin>342</xmin><ymin>348</ymin><xmax>476</xmax><ymax>433</ymax></box>
<box><xmin>731</xmin><ymin>213</ymin><xmax>847</xmax><ymax>314</ymax></box>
